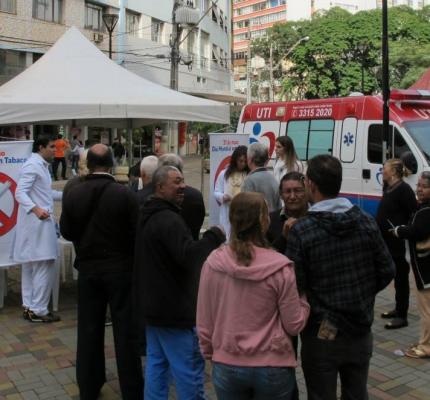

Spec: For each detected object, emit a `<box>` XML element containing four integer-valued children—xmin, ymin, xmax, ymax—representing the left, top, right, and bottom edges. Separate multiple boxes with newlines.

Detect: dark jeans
<box><xmin>301</xmin><ymin>329</ymin><xmax>373</xmax><ymax>400</ymax></box>
<box><xmin>77</xmin><ymin>270</ymin><xmax>143</xmax><ymax>400</ymax></box>
<box><xmin>52</xmin><ymin>157</ymin><xmax>66</xmax><ymax>179</ymax></box>
<box><xmin>212</xmin><ymin>362</ymin><xmax>296</xmax><ymax>400</ymax></box>
<box><xmin>393</xmin><ymin>256</ymin><xmax>410</xmax><ymax>319</ymax></box>
<box><xmin>71</xmin><ymin>154</ymin><xmax>80</xmax><ymax>172</ymax></box>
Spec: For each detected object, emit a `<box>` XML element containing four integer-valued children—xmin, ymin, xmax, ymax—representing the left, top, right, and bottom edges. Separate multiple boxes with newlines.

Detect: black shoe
<box><xmin>28</xmin><ymin>311</ymin><xmax>61</xmax><ymax>323</ymax></box>
<box><xmin>22</xmin><ymin>308</ymin><xmax>30</xmax><ymax>320</ymax></box>
<box><xmin>385</xmin><ymin>317</ymin><xmax>408</xmax><ymax>330</ymax></box>
<box><xmin>381</xmin><ymin>310</ymin><xmax>398</xmax><ymax>319</ymax></box>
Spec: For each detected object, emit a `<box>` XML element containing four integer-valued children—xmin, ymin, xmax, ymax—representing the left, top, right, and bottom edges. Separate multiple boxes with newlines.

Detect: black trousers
<box><xmin>52</xmin><ymin>157</ymin><xmax>67</xmax><ymax>179</ymax></box>
<box><xmin>76</xmin><ymin>270</ymin><xmax>143</xmax><ymax>400</ymax></box>
<box><xmin>393</xmin><ymin>256</ymin><xmax>410</xmax><ymax>319</ymax></box>
<box><xmin>301</xmin><ymin>330</ymin><xmax>372</xmax><ymax>400</ymax></box>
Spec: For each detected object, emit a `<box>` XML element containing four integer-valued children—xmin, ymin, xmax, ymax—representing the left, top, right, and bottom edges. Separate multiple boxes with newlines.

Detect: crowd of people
<box><xmin>9</xmin><ymin>133</ymin><xmax>430</xmax><ymax>400</ymax></box>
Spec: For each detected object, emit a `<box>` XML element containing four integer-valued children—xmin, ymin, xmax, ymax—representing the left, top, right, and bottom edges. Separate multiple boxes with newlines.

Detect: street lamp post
<box><xmin>166</xmin><ymin>0</ymin><xmax>199</xmax><ymax>154</ymax></box>
<box><xmin>382</xmin><ymin>0</ymin><xmax>390</xmax><ymax>163</ymax></box>
<box><xmin>357</xmin><ymin>43</ymin><xmax>368</xmax><ymax>94</ymax></box>
<box><xmin>102</xmin><ymin>13</ymin><xmax>119</xmax><ymax>59</ymax></box>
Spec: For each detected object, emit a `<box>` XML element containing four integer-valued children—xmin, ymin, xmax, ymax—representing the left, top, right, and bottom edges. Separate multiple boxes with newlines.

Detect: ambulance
<box><xmin>236</xmin><ymin>89</ymin><xmax>430</xmax><ymax>216</ymax></box>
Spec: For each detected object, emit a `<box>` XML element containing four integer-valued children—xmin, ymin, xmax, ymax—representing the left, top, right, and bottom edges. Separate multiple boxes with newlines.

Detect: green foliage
<box><xmin>254</xmin><ymin>6</ymin><xmax>430</xmax><ymax>99</ymax></box>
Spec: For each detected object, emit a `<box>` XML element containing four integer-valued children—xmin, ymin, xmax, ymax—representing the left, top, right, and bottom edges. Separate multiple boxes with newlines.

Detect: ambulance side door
<box><xmin>338</xmin><ymin>117</ymin><xmax>363</xmax><ymax>208</ymax></box>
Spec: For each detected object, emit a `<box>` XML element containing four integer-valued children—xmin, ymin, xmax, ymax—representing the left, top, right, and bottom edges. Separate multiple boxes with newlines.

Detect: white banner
<box><xmin>209</xmin><ymin>133</ymin><xmax>248</xmax><ymax>226</ymax></box>
<box><xmin>0</xmin><ymin>141</ymin><xmax>33</xmax><ymax>267</ymax></box>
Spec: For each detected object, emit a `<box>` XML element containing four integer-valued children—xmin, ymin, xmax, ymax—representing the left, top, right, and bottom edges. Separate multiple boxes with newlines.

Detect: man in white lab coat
<box><xmin>12</xmin><ymin>135</ymin><xmax>62</xmax><ymax>322</ymax></box>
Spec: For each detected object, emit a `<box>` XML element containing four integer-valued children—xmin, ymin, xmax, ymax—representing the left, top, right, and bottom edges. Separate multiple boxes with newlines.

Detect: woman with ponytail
<box><xmin>376</xmin><ymin>158</ymin><xmax>417</xmax><ymax>329</ymax></box>
<box><xmin>197</xmin><ymin>192</ymin><xmax>309</xmax><ymax>400</ymax></box>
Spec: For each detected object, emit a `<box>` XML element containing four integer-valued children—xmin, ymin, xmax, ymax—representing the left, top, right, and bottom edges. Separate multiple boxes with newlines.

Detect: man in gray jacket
<box><xmin>241</xmin><ymin>142</ymin><xmax>281</xmax><ymax>212</ymax></box>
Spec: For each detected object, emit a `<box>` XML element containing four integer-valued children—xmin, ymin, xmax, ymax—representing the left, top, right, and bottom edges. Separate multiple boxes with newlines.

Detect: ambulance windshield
<box><xmin>404</xmin><ymin>120</ymin><xmax>430</xmax><ymax>163</ymax></box>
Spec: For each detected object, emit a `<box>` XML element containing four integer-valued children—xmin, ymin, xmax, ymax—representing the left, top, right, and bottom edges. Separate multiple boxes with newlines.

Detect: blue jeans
<box><xmin>212</xmin><ymin>362</ymin><xmax>296</xmax><ymax>400</ymax></box>
<box><xmin>144</xmin><ymin>326</ymin><xmax>205</xmax><ymax>400</ymax></box>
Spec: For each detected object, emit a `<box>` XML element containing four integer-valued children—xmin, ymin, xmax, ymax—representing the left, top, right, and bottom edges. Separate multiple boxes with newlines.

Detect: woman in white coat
<box><xmin>273</xmin><ymin>136</ymin><xmax>304</xmax><ymax>183</ymax></box>
<box><xmin>214</xmin><ymin>146</ymin><xmax>249</xmax><ymax>240</ymax></box>
<box><xmin>11</xmin><ymin>136</ymin><xmax>62</xmax><ymax>323</ymax></box>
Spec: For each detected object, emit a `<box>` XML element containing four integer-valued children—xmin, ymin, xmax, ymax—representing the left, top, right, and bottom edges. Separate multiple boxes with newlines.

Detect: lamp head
<box><xmin>102</xmin><ymin>13</ymin><xmax>119</xmax><ymax>33</ymax></box>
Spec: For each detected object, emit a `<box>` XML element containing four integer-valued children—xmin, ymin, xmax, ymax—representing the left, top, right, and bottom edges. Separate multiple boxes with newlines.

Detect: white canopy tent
<box><xmin>0</xmin><ymin>26</ymin><xmax>229</xmax><ymax>127</ymax></box>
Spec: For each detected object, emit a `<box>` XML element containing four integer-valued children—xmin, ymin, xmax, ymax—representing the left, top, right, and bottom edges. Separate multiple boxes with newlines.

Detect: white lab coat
<box><xmin>214</xmin><ymin>170</ymin><xmax>230</xmax><ymax>239</ymax></box>
<box><xmin>11</xmin><ymin>153</ymin><xmax>62</xmax><ymax>263</ymax></box>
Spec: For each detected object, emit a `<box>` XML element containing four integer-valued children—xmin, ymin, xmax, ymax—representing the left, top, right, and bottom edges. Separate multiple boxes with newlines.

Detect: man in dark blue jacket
<box><xmin>286</xmin><ymin>155</ymin><xmax>395</xmax><ymax>400</ymax></box>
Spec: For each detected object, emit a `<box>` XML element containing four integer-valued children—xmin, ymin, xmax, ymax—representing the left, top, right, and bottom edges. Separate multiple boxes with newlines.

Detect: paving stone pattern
<box><xmin>0</xmin><ymin>156</ymin><xmax>428</xmax><ymax>399</ymax></box>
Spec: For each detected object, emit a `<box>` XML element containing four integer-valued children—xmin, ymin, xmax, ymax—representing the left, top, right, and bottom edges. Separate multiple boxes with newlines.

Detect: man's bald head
<box><xmin>87</xmin><ymin>143</ymin><xmax>113</xmax><ymax>173</ymax></box>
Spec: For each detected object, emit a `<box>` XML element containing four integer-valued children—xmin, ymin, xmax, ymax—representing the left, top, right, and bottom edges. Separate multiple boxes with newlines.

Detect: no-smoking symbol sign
<box><xmin>0</xmin><ymin>172</ymin><xmax>18</xmax><ymax>236</ymax></box>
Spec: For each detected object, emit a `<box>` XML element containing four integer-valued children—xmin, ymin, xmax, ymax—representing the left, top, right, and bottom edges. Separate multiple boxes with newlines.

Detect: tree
<box><xmin>253</xmin><ymin>6</ymin><xmax>430</xmax><ymax>99</ymax></box>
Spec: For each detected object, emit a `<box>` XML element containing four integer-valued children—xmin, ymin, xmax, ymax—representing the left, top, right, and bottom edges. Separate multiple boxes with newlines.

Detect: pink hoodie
<box><xmin>196</xmin><ymin>245</ymin><xmax>310</xmax><ymax>367</ymax></box>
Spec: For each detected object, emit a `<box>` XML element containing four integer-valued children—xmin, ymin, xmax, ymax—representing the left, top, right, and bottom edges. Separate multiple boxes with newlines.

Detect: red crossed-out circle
<box><xmin>0</xmin><ymin>172</ymin><xmax>18</xmax><ymax>236</ymax></box>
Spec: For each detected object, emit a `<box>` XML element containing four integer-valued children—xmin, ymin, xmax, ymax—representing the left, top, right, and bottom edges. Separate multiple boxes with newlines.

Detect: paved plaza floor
<box><xmin>1</xmin><ymin>156</ymin><xmax>429</xmax><ymax>399</ymax></box>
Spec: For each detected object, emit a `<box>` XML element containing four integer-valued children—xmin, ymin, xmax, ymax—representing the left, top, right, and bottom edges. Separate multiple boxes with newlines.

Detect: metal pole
<box><xmin>269</xmin><ymin>43</ymin><xmax>274</xmax><ymax>102</ymax></box>
<box><xmin>167</xmin><ymin>0</ymin><xmax>183</xmax><ymax>154</ymax></box>
<box><xmin>170</xmin><ymin>0</ymin><xmax>181</xmax><ymax>92</ymax></box>
<box><xmin>109</xmin><ymin>31</ymin><xmax>112</xmax><ymax>59</ymax></box>
<box><xmin>382</xmin><ymin>0</ymin><xmax>390</xmax><ymax>163</ymax></box>
<box><xmin>127</xmin><ymin>120</ymin><xmax>133</xmax><ymax>168</ymax></box>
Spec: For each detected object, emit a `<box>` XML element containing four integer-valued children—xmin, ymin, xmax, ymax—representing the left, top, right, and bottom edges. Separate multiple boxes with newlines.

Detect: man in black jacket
<box><xmin>137</xmin><ymin>153</ymin><xmax>205</xmax><ymax>240</ymax></box>
<box><xmin>134</xmin><ymin>165</ymin><xmax>225</xmax><ymax>399</ymax></box>
<box><xmin>60</xmin><ymin>144</ymin><xmax>143</xmax><ymax>400</ymax></box>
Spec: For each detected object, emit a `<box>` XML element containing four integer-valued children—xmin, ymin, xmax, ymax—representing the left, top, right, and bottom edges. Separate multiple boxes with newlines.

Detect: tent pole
<box><xmin>127</xmin><ymin>119</ymin><xmax>133</xmax><ymax>169</ymax></box>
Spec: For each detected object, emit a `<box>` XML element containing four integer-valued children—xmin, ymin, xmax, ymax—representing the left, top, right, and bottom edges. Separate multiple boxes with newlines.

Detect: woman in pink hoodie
<box><xmin>197</xmin><ymin>192</ymin><xmax>310</xmax><ymax>400</ymax></box>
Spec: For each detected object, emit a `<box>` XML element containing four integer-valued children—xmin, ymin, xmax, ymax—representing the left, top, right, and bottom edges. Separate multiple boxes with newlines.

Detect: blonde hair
<box><xmin>276</xmin><ymin>136</ymin><xmax>300</xmax><ymax>172</ymax></box>
<box><xmin>385</xmin><ymin>158</ymin><xmax>409</xmax><ymax>179</ymax></box>
<box><xmin>78</xmin><ymin>149</ymin><xmax>89</xmax><ymax>177</ymax></box>
<box><xmin>229</xmin><ymin>192</ymin><xmax>269</xmax><ymax>266</ymax></box>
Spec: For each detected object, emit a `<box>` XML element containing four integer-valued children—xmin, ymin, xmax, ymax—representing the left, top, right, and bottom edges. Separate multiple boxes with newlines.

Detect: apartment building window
<box><xmin>85</xmin><ymin>3</ymin><xmax>104</xmax><ymax>31</ymax></box>
<box><xmin>151</xmin><ymin>18</ymin><xmax>164</xmax><ymax>43</ymax></box>
<box><xmin>0</xmin><ymin>0</ymin><xmax>16</xmax><ymax>13</ymax></box>
<box><xmin>33</xmin><ymin>0</ymin><xmax>62</xmax><ymax>23</ymax></box>
<box><xmin>203</xmin><ymin>0</ymin><xmax>211</xmax><ymax>11</ymax></box>
<box><xmin>212</xmin><ymin>44</ymin><xmax>219</xmax><ymax>64</ymax></box>
<box><xmin>187</xmin><ymin>30</ymin><xmax>197</xmax><ymax>58</ymax></box>
<box><xmin>126</xmin><ymin>11</ymin><xmax>140</xmax><ymax>36</ymax></box>
<box><xmin>212</xmin><ymin>2</ymin><xmax>218</xmax><ymax>23</ymax></box>
<box><xmin>200</xmin><ymin>31</ymin><xmax>210</xmax><ymax>68</ymax></box>
<box><xmin>0</xmin><ymin>49</ymin><xmax>26</xmax><ymax>85</ymax></box>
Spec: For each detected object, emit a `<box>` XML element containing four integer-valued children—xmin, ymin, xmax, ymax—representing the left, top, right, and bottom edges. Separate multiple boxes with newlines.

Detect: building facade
<box><xmin>0</xmin><ymin>0</ymin><xmax>236</xmax><ymax>148</ymax></box>
<box><xmin>232</xmin><ymin>0</ymin><xmax>430</xmax><ymax>99</ymax></box>
<box><xmin>232</xmin><ymin>0</ymin><xmax>287</xmax><ymax>95</ymax></box>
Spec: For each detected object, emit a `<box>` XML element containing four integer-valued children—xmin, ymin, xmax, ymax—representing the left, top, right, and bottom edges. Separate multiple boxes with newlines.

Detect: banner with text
<box><xmin>0</xmin><ymin>141</ymin><xmax>32</xmax><ymax>267</ymax></box>
<box><xmin>209</xmin><ymin>133</ymin><xmax>248</xmax><ymax>226</ymax></box>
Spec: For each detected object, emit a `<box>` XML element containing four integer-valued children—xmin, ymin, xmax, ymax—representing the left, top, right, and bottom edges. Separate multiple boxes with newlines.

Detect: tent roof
<box><xmin>409</xmin><ymin>68</ymin><xmax>430</xmax><ymax>90</ymax></box>
<box><xmin>0</xmin><ymin>27</ymin><xmax>229</xmax><ymax>126</ymax></box>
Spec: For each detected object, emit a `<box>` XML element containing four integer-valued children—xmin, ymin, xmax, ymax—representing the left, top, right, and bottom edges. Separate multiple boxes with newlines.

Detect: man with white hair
<box><xmin>136</xmin><ymin>155</ymin><xmax>158</xmax><ymax>202</ymax></box>
<box><xmin>241</xmin><ymin>142</ymin><xmax>281</xmax><ymax>212</ymax></box>
<box><xmin>138</xmin><ymin>153</ymin><xmax>205</xmax><ymax>240</ymax></box>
